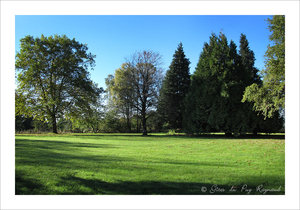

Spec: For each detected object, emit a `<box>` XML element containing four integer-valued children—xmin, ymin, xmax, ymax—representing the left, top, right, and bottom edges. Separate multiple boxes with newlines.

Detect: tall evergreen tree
<box><xmin>239</xmin><ymin>34</ymin><xmax>261</xmax><ymax>86</ymax></box>
<box><xmin>184</xmin><ymin>33</ymin><xmax>227</xmax><ymax>134</ymax></box>
<box><xmin>158</xmin><ymin>43</ymin><xmax>190</xmax><ymax>130</ymax></box>
<box><xmin>225</xmin><ymin>34</ymin><xmax>261</xmax><ymax>135</ymax></box>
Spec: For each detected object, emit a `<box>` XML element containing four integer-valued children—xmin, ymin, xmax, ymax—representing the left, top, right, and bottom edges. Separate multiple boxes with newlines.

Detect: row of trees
<box><xmin>182</xmin><ymin>33</ymin><xmax>282</xmax><ymax>135</ymax></box>
<box><xmin>104</xmin><ymin>16</ymin><xmax>284</xmax><ymax>135</ymax></box>
<box><xmin>15</xmin><ymin>16</ymin><xmax>285</xmax><ymax>135</ymax></box>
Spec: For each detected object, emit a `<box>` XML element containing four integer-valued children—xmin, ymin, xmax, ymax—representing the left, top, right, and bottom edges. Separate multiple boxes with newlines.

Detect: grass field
<box><xmin>15</xmin><ymin>133</ymin><xmax>285</xmax><ymax>195</ymax></box>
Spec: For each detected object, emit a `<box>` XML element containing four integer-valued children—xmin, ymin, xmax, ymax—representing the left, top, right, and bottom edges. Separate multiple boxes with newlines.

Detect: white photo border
<box><xmin>1</xmin><ymin>1</ymin><xmax>299</xmax><ymax>209</ymax></box>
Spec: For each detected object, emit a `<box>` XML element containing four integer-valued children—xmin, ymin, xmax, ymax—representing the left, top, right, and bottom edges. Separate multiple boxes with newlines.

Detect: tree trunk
<box><xmin>136</xmin><ymin>100</ymin><xmax>140</xmax><ymax>133</ymax></box>
<box><xmin>125</xmin><ymin>106</ymin><xmax>131</xmax><ymax>133</ymax></box>
<box><xmin>52</xmin><ymin>114</ymin><xmax>58</xmax><ymax>134</ymax></box>
<box><xmin>142</xmin><ymin>116</ymin><xmax>147</xmax><ymax>136</ymax></box>
<box><xmin>126</xmin><ymin>116</ymin><xmax>131</xmax><ymax>133</ymax></box>
<box><xmin>141</xmin><ymin>104</ymin><xmax>147</xmax><ymax>136</ymax></box>
<box><xmin>136</xmin><ymin>115</ymin><xmax>139</xmax><ymax>133</ymax></box>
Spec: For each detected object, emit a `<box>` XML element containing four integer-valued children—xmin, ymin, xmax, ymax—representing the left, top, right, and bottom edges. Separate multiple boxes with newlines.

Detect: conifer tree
<box><xmin>183</xmin><ymin>33</ymin><xmax>282</xmax><ymax>135</ymax></box>
<box><xmin>158</xmin><ymin>43</ymin><xmax>190</xmax><ymax>130</ymax></box>
<box><xmin>225</xmin><ymin>35</ymin><xmax>261</xmax><ymax>135</ymax></box>
<box><xmin>183</xmin><ymin>34</ymin><xmax>224</xmax><ymax>134</ymax></box>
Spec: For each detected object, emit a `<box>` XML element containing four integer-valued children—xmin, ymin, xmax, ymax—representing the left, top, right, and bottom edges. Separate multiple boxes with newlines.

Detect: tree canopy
<box><xmin>127</xmin><ymin>51</ymin><xmax>163</xmax><ymax>135</ymax></box>
<box><xmin>242</xmin><ymin>15</ymin><xmax>285</xmax><ymax>118</ymax></box>
<box><xmin>15</xmin><ymin>35</ymin><xmax>103</xmax><ymax>133</ymax></box>
<box><xmin>105</xmin><ymin>63</ymin><xmax>136</xmax><ymax>132</ymax></box>
<box><xmin>183</xmin><ymin>33</ymin><xmax>282</xmax><ymax>135</ymax></box>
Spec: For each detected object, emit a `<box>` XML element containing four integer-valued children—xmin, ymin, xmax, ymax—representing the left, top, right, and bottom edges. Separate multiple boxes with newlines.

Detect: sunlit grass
<box><xmin>15</xmin><ymin>133</ymin><xmax>285</xmax><ymax>195</ymax></box>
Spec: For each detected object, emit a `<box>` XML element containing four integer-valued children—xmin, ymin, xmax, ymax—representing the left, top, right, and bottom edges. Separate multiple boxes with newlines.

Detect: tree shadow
<box><xmin>16</xmin><ymin>139</ymin><xmax>117</xmax><ymax>149</ymax></box>
<box><xmin>15</xmin><ymin>139</ymin><xmax>131</xmax><ymax>171</ymax></box>
<box><xmin>16</xmin><ymin>138</ymin><xmax>234</xmax><ymax>170</ymax></box>
<box><xmin>57</xmin><ymin>175</ymin><xmax>284</xmax><ymax>195</ymax></box>
<box><xmin>15</xmin><ymin>138</ymin><xmax>284</xmax><ymax>195</ymax></box>
<box><xmin>15</xmin><ymin>170</ymin><xmax>47</xmax><ymax>194</ymax></box>
<box><xmin>15</xmin><ymin>172</ymin><xmax>284</xmax><ymax>195</ymax></box>
<box><xmin>144</xmin><ymin>159</ymin><xmax>234</xmax><ymax>167</ymax></box>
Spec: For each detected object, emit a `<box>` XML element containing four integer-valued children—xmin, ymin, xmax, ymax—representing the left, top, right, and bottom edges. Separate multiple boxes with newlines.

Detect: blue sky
<box><xmin>15</xmin><ymin>15</ymin><xmax>272</xmax><ymax>89</ymax></box>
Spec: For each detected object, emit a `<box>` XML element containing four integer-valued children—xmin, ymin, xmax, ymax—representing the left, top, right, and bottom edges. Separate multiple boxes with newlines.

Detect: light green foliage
<box><xmin>167</xmin><ymin>129</ymin><xmax>176</xmax><ymax>135</ymax></box>
<box><xmin>15</xmin><ymin>133</ymin><xmax>285</xmax><ymax>194</ymax></box>
<box><xmin>15</xmin><ymin>35</ymin><xmax>103</xmax><ymax>133</ymax></box>
<box><xmin>242</xmin><ymin>15</ymin><xmax>285</xmax><ymax>118</ymax></box>
<box><xmin>105</xmin><ymin>63</ymin><xmax>136</xmax><ymax>132</ymax></box>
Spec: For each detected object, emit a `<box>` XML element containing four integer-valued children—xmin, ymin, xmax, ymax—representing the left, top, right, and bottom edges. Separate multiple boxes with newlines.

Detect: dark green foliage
<box><xmin>237</xmin><ymin>34</ymin><xmax>283</xmax><ymax>134</ymax></box>
<box><xmin>57</xmin><ymin>118</ymin><xmax>73</xmax><ymax>133</ymax></box>
<box><xmin>183</xmin><ymin>76</ymin><xmax>211</xmax><ymax>134</ymax></box>
<box><xmin>256</xmin><ymin>112</ymin><xmax>284</xmax><ymax>133</ymax></box>
<box><xmin>226</xmin><ymin>34</ymin><xmax>261</xmax><ymax>134</ymax></box>
<box><xmin>15</xmin><ymin>35</ymin><xmax>103</xmax><ymax>133</ymax></box>
<box><xmin>183</xmin><ymin>33</ymin><xmax>283</xmax><ymax>135</ymax></box>
<box><xmin>158</xmin><ymin>43</ymin><xmax>190</xmax><ymax>130</ymax></box>
<box><xmin>239</xmin><ymin>34</ymin><xmax>261</xmax><ymax>86</ymax></box>
<box><xmin>15</xmin><ymin>114</ymin><xmax>53</xmax><ymax>133</ymax></box>
<box><xmin>243</xmin><ymin>15</ymin><xmax>285</xmax><ymax>118</ymax></box>
<box><xmin>184</xmin><ymin>33</ymin><xmax>233</xmax><ymax>134</ymax></box>
<box><xmin>15</xmin><ymin>115</ymin><xmax>34</xmax><ymax>132</ymax></box>
<box><xmin>98</xmin><ymin>109</ymin><xmax>123</xmax><ymax>133</ymax></box>
<box><xmin>32</xmin><ymin>120</ymin><xmax>52</xmax><ymax>133</ymax></box>
<box><xmin>145</xmin><ymin>110</ymin><xmax>161</xmax><ymax>132</ymax></box>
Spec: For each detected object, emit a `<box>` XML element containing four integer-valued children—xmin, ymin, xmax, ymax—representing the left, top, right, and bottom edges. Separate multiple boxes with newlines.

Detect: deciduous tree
<box><xmin>242</xmin><ymin>15</ymin><xmax>285</xmax><ymax>118</ymax></box>
<box><xmin>15</xmin><ymin>35</ymin><xmax>102</xmax><ymax>133</ymax></box>
<box><xmin>128</xmin><ymin>51</ymin><xmax>163</xmax><ymax>135</ymax></box>
<box><xmin>105</xmin><ymin>63</ymin><xmax>136</xmax><ymax>132</ymax></box>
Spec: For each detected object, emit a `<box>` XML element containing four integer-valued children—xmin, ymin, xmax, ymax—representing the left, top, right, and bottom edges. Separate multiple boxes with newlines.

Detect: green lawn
<box><xmin>15</xmin><ymin>133</ymin><xmax>285</xmax><ymax>195</ymax></box>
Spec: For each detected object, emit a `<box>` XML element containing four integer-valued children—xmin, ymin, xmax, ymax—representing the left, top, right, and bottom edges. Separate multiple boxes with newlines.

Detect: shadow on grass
<box><xmin>56</xmin><ymin>175</ymin><xmax>284</xmax><ymax>195</ymax></box>
<box><xmin>16</xmin><ymin>139</ymin><xmax>234</xmax><ymax>170</ymax></box>
<box><xmin>16</xmin><ymin>139</ymin><xmax>117</xmax><ymax>149</ymax></box>
<box><xmin>15</xmin><ymin>170</ymin><xmax>47</xmax><ymax>195</ymax></box>
<box><xmin>15</xmin><ymin>173</ymin><xmax>285</xmax><ymax>195</ymax></box>
<box><xmin>15</xmin><ymin>139</ymin><xmax>133</xmax><ymax>171</ymax></box>
<box><xmin>15</xmin><ymin>138</ymin><xmax>284</xmax><ymax>195</ymax></box>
